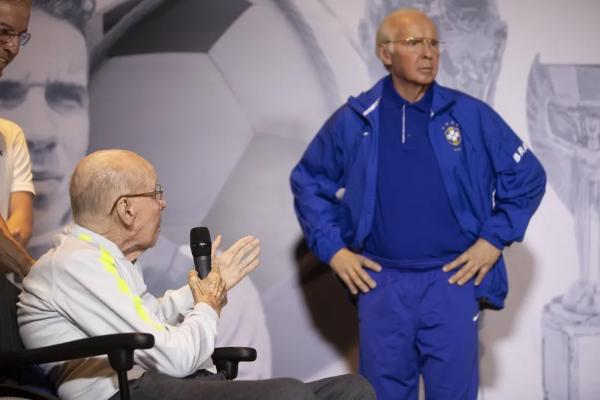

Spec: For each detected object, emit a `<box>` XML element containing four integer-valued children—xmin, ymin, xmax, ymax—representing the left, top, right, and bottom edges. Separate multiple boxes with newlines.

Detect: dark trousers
<box><xmin>0</xmin><ymin>273</ymin><xmax>23</xmax><ymax>355</ymax></box>
<box><xmin>109</xmin><ymin>371</ymin><xmax>375</xmax><ymax>400</ymax></box>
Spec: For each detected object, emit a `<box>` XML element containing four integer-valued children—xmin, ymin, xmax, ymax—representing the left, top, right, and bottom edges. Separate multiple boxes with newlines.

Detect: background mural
<box><xmin>527</xmin><ymin>59</ymin><xmax>600</xmax><ymax>400</ymax></box>
<box><xmin>1</xmin><ymin>0</ymin><xmax>599</xmax><ymax>398</ymax></box>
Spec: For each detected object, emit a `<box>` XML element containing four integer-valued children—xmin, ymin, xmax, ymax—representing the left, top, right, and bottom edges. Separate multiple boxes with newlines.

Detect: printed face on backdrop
<box><xmin>0</xmin><ymin>8</ymin><xmax>89</xmax><ymax>241</ymax></box>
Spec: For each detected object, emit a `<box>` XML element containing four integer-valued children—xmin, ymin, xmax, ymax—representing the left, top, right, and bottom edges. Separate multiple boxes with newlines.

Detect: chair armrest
<box><xmin>0</xmin><ymin>333</ymin><xmax>154</xmax><ymax>400</ymax></box>
<box><xmin>0</xmin><ymin>333</ymin><xmax>154</xmax><ymax>371</ymax></box>
<box><xmin>211</xmin><ymin>347</ymin><xmax>257</xmax><ymax>380</ymax></box>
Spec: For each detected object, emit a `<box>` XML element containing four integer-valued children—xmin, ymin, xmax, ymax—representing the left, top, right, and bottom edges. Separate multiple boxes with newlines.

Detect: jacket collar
<box><xmin>431</xmin><ymin>82</ymin><xmax>457</xmax><ymax>116</ymax></box>
<box><xmin>347</xmin><ymin>75</ymin><xmax>457</xmax><ymax>123</ymax></box>
<box><xmin>68</xmin><ymin>223</ymin><xmax>128</xmax><ymax>261</ymax></box>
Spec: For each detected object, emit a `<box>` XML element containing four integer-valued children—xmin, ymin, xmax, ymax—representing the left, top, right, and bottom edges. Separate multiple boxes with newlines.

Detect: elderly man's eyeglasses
<box><xmin>383</xmin><ymin>37</ymin><xmax>443</xmax><ymax>52</ymax></box>
<box><xmin>0</xmin><ymin>28</ymin><xmax>31</xmax><ymax>46</ymax></box>
<box><xmin>109</xmin><ymin>184</ymin><xmax>164</xmax><ymax>214</ymax></box>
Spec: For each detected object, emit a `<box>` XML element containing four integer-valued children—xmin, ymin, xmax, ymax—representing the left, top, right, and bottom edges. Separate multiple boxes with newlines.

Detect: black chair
<box><xmin>0</xmin><ymin>274</ymin><xmax>256</xmax><ymax>400</ymax></box>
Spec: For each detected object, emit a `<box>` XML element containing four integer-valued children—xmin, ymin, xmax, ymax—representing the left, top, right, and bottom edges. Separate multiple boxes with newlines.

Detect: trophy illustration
<box><xmin>527</xmin><ymin>56</ymin><xmax>600</xmax><ymax>400</ymax></box>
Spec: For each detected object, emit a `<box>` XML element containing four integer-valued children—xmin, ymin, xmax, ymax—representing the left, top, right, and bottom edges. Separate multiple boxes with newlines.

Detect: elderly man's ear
<box><xmin>113</xmin><ymin>198</ymin><xmax>136</xmax><ymax>226</ymax></box>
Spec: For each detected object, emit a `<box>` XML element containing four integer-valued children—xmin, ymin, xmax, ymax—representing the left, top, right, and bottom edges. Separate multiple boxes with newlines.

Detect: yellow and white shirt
<box><xmin>17</xmin><ymin>224</ymin><xmax>218</xmax><ymax>400</ymax></box>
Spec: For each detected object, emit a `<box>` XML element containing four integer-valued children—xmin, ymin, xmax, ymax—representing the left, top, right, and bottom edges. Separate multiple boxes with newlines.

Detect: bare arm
<box><xmin>7</xmin><ymin>191</ymin><xmax>34</xmax><ymax>246</ymax></box>
<box><xmin>0</xmin><ymin>214</ymin><xmax>35</xmax><ymax>278</ymax></box>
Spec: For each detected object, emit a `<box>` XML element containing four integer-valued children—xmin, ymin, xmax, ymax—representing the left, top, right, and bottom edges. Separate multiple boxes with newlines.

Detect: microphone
<box><xmin>190</xmin><ymin>227</ymin><xmax>211</xmax><ymax>279</ymax></box>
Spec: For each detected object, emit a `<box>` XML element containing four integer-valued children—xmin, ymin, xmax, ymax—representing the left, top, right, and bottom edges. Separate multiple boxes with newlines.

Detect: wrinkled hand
<box><xmin>212</xmin><ymin>235</ymin><xmax>260</xmax><ymax>290</ymax></box>
<box><xmin>188</xmin><ymin>268</ymin><xmax>227</xmax><ymax>315</ymax></box>
<box><xmin>330</xmin><ymin>248</ymin><xmax>381</xmax><ymax>295</ymax></box>
<box><xmin>443</xmin><ymin>238</ymin><xmax>502</xmax><ymax>286</ymax></box>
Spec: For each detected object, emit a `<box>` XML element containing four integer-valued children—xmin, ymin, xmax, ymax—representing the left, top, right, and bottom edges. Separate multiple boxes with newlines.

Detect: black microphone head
<box><xmin>190</xmin><ymin>227</ymin><xmax>211</xmax><ymax>257</ymax></box>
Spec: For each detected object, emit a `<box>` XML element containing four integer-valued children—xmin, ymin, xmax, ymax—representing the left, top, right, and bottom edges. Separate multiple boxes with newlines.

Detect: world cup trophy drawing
<box><xmin>527</xmin><ymin>56</ymin><xmax>600</xmax><ymax>400</ymax></box>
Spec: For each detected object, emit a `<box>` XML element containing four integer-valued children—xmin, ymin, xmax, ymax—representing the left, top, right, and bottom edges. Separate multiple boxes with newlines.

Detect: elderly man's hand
<box><xmin>212</xmin><ymin>235</ymin><xmax>260</xmax><ymax>290</ymax></box>
<box><xmin>330</xmin><ymin>248</ymin><xmax>381</xmax><ymax>295</ymax></box>
<box><xmin>188</xmin><ymin>269</ymin><xmax>227</xmax><ymax>315</ymax></box>
<box><xmin>443</xmin><ymin>238</ymin><xmax>502</xmax><ymax>286</ymax></box>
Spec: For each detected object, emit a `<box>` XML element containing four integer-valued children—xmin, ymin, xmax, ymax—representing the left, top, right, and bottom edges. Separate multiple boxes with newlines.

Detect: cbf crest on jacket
<box><xmin>290</xmin><ymin>78</ymin><xmax>546</xmax><ymax>310</ymax></box>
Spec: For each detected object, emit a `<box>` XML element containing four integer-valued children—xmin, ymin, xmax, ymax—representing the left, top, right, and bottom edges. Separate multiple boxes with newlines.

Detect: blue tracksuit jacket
<box><xmin>290</xmin><ymin>78</ymin><xmax>546</xmax><ymax>310</ymax></box>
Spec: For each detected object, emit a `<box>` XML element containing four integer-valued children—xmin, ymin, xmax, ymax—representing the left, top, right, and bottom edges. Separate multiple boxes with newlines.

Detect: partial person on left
<box><xmin>0</xmin><ymin>0</ymin><xmax>36</xmax><ymax>279</ymax></box>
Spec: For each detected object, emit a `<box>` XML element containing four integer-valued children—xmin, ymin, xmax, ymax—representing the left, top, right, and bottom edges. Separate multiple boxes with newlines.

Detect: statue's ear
<box><xmin>377</xmin><ymin>43</ymin><xmax>393</xmax><ymax>68</ymax></box>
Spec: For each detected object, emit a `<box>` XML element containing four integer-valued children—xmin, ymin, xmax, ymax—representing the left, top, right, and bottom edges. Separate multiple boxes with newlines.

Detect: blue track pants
<box><xmin>358</xmin><ymin>267</ymin><xmax>480</xmax><ymax>400</ymax></box>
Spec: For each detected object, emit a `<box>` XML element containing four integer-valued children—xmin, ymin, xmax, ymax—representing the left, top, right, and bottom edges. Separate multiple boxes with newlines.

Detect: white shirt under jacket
<box><xmin>17</xmin><ymin>224</ymin><xmax>218</xmax><ymax>400</ymax></box>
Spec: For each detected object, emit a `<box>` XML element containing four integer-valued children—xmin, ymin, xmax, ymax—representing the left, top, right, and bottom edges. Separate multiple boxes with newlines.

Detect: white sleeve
<box><xmin>144</xmin><ymin>285</ymin><xmax>194</xmax><ymax>325</ymax></box>
<box><xmin>10</xmin><ymin>128</ymin><xmax>35</xmax><ymax>195</ymax></box>
<box><xmin>52</xmin><ymin>250</ymin><xmax>217</xmax><ymax>377</ymax></box>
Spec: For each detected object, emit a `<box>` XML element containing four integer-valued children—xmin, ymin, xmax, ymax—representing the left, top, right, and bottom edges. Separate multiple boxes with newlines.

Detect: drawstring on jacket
<box><xmin>401</xmin><ymin>104</ymin><xmax>406</xmax><ymax>144</ymax></box>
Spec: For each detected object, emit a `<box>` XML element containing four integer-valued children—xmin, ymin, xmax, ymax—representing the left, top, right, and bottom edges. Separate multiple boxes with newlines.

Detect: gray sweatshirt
<box><xmin>17</xmin><ymin>224</ymin><xmax>218</xmax><ymax>400</ymax></box>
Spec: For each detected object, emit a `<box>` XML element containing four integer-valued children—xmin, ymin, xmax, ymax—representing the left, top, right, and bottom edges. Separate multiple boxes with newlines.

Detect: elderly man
<box><xmin>290</xmin><ymin>8</ymin><xmax>546</xmax><ymax>400</ymax></box>
<box><xmin>0</xmin><ymin>0</ymin><xmax>35</xmax><ymax>279</ymax></box>
<box><xmin>18</xmin><ymin>149</ymin><xmax>374</xmax><ymax>400</ymax></box>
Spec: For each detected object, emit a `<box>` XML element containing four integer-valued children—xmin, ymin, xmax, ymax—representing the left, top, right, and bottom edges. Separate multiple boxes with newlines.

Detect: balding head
<box><xmin>375</xmin><ymin>8</ymin><xmax>440</xmax><ymax>101</ymax></box>
<box><xmin>70</xmin><ymin>149</ymin><xmax>155</xmax><ymax>225</ymax></box>
<box><xmin>376</xmin><ymin>9</ymin><xmax>437</xmax><ymax>53</ymax></box>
